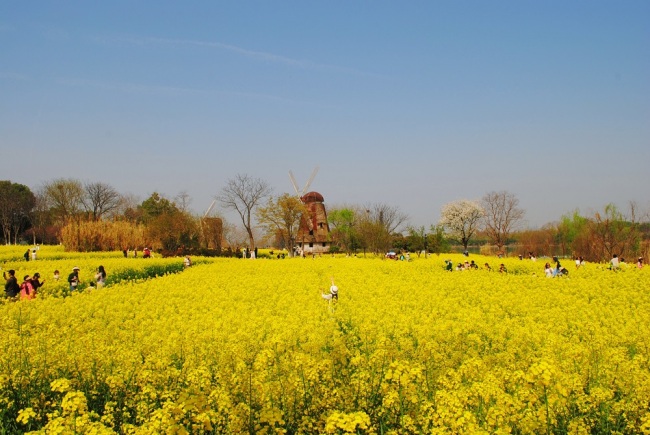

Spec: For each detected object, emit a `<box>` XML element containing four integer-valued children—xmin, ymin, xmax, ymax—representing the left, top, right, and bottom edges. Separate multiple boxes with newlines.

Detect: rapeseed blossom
<box><xmin>1</xmin><ymin>249</ymin><xmax>649</xmax><ymax>433</ymax></box>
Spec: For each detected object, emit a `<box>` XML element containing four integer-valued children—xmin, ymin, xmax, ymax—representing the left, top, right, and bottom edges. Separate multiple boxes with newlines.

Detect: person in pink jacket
<box><xmin>20</xmin><ymin>275</ymin><xmax>35</xmax><ymax>300</ymax></box>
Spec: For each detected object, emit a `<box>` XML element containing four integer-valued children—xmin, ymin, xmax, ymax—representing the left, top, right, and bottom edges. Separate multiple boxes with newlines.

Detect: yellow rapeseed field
<box><xmin>1</xmin><ymin>247</ymin><xmax>649</xmax><ymax>434</ymax></box>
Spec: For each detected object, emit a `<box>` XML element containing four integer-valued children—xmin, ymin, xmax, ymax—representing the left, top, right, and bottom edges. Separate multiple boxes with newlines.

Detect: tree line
<box><xmin>0</xmin><ymin>179</ymin><xmax>221</xmax><ymax>255</ymax></box>
<box><xmin>1</xmin><ymin>177</ymin><xmax>648</xmax><ymax>262</ymax></box>
<box><xmin>433</xmin><ymin>195</ymin><xmax>649</xmax><ymax>262</ymax></box>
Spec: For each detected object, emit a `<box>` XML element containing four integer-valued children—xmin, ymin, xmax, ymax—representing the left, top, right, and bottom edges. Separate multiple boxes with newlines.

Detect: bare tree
<box><xmin>217</xmin><ymin>174</ymin><xmax>272</xmax><ymax>250</ymax></box>
<box><xmin>439</xmin><ymin>199</ymin><xmax>484</xmax><ymax>251</ymax></box>
<box><xmin>222</xmin><ymin>221</ymin><xmax>250</xmax><ymax>251</ymax></box>
<box><xmin>359</xmin><ymin>203</ymin><xmax>409</xmax><ymax>254</ymax></box>
<box><xmin>83</xmin><ymin>181</ymin><xmax>121</xmax><ymax>221</ymax></box>
<box><xmin>175</xmin><ymin>191</ymin><xmax>192</xmax><ymax>213</ymax></box>
<box><xmin>113</xmin><ymin>193</ymin><xmax>142</xmax><ymax>223</ymax></box>
<box><xmin>30</xmin><ymin>190</ymin><xmax>53</xmax><ymax>244</ymax></box>
<box><xmin>367</xmin><ymin>203</ymin><xmax>409</xmax><ymax>234</ymax></box>
<box><xmin>481</xmin><ymin>191</ymin><xmax>525</xmax><ymax>253</ymax></box>
<box><xmin>42</xmin><ymin>178</ymin><xmax>85</xmax><ymax>224</ymax></box>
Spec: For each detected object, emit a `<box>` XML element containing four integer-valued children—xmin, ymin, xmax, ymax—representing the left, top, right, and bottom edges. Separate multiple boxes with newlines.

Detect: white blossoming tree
<box><xmin>439</xmin><ymin>199</ymin><xmax>485</xmax><ymax>251</ymax></box>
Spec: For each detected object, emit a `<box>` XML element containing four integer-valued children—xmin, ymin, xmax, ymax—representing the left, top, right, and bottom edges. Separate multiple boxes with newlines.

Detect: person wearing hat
<box><xmin>321</xmin><ymin>277</ymin><xmax>339</xmax><ymax>302</ymax></box>
<box><xmin>68</xmin><ymin>267</ymin><xmax>80</xmax><ymax>292</ymax></box>
<box><xmin>3</xmin><ymin>269</ymin><xmax>20</xmax><ymax>299</ymax></box>
<box><xmin>30</xmin><ymin>272</ymin><xmax>45</xmax><ymax>295</ymax></box>
<box><xmin>20</xmin><ymin>275</ymin><xmax>35</xmax><ymax>300</ymax></box>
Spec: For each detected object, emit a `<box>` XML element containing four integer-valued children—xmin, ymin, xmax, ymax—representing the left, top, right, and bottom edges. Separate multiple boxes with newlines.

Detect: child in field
<box><xmin>544</xmin><ymin>263</ymin><xmax>554</xmax><ymax>278</ymax></box>
<box><xmin>68</xmin><ymin>267</ymin><xmax>80</xmax><ymax>291</ymax></box>
<box><xmin>95</xmin><ymin>266</ymin><xmax>106</xmax><ymax>288</ymax></box>
<box><xmin>575</xmin><ymin>256</ymin><xmax>585</xmax><ymax>268</ymax></box>
<box><xmin>321</xmin><ymin>277</ymin><xmax>338</xmax><ymax>302</ymax></box>
<box><xmin>552</xmin><ymin>256</ymin><xmax>569</xmax><ymax>277</ymax></box>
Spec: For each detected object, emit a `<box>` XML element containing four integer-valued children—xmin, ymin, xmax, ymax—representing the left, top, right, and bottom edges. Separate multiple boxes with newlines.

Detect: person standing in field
<box><xmin>24</xmin><ymin>249</ymin><xmax>30</xmax><ymax>262</ymax></box>
<box><xmin>575</xmin><ymin>256</ymin><xmax>584</xmax><ymax>268</ymax></box>
<box><xmin>610</xmin><ymin>254</ymin><xmax>620</xmax><ymax>270</ymax></box>
<box><xmin>95</xmin><ymin>265</ymin><xmax>107</xmax><ymax>288</ymax></box>
<box><xmin>68</xmin><ymin>266</ymin><xmax>80</xmax><ymax>292</ymax></box>
<box><xmin>321</xmin><ymin>277</ymin><xmax>339</xmax><ymax>302</ymax></box>
<box><xmin>31</xmin><ymin>249</ymin><xmax>37</xmax><ymax>261</ymax></box>
<box><xmin>3</xmin><ymin>269</ymin><xmax>20</xmax><ymax>299</ymax></box>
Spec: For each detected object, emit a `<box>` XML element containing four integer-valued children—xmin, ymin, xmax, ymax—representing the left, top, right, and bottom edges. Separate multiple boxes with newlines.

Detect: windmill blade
<box><xmin>302</xmin><ymin>166</ymin><xmax>319</xmax><ymax>194</ymax></box>
<box><xmin>203</xmin><ymin>199</ymin><xmax>217</xmax><ymax>219</ymax></box>
<box><xmin>288</xmin><ymin>171</ymin><xmax>300</xmax><ymax>195</ymax></box>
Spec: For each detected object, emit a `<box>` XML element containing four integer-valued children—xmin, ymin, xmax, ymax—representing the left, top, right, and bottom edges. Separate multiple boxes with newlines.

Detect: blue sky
<box><xmin>1</xmin><ymin>1</ymin><xmax>648</xmax><ymax>229</ymax></box>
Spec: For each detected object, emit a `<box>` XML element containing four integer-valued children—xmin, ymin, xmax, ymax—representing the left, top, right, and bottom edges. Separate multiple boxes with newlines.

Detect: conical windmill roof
<box><xmin>301</xmin><ymin>191</ymin><xmax>324</xmax><ymax>203</ymax></box>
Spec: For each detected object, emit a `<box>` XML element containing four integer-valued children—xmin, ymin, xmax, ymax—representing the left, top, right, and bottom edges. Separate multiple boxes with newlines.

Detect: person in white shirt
<box><xmin>95</xmin><ymin>265</ymin><xmax>107</xmax><ymax>288</ymax></box>
<box><xmin>544</xmin><ymin>263</ymin><xmax>554</xmax><ymax>278</ymax></box>
<box><xmin>321</xmin><ymin>277</ymin><xmax>338</xmax><ymax>302</ymax></box>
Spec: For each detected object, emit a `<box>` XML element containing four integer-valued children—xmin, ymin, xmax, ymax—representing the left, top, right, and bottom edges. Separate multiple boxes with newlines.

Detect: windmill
<box><xmin>288</xmin><ymin>166</ymin><xmax>331</xmax><ymax>256</ymax></box>
<box><xmin>289</xmin><ymin>166</ymin><xmax>319</xmax><ymax>199</ymax></box>
<box><xmin>200</xmin><ymin>199</ymin><xmax>222</xmax><ymax>251</ymax></box>
<box><xmin>203</xmin><ymin>199</ymin><xmax>217</xmax><ymax>219</ymax></box>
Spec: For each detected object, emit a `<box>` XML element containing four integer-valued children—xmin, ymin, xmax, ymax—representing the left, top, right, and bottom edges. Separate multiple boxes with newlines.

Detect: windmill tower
<box><xmin>200</xmin><ymin>199</ymin><xmax>222</xmax><ymax>252</ymax></box>
<box><xmin>289</xmin><ymin>167</ymin><xmax>331</xmax><ymax>256</ymax></box>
